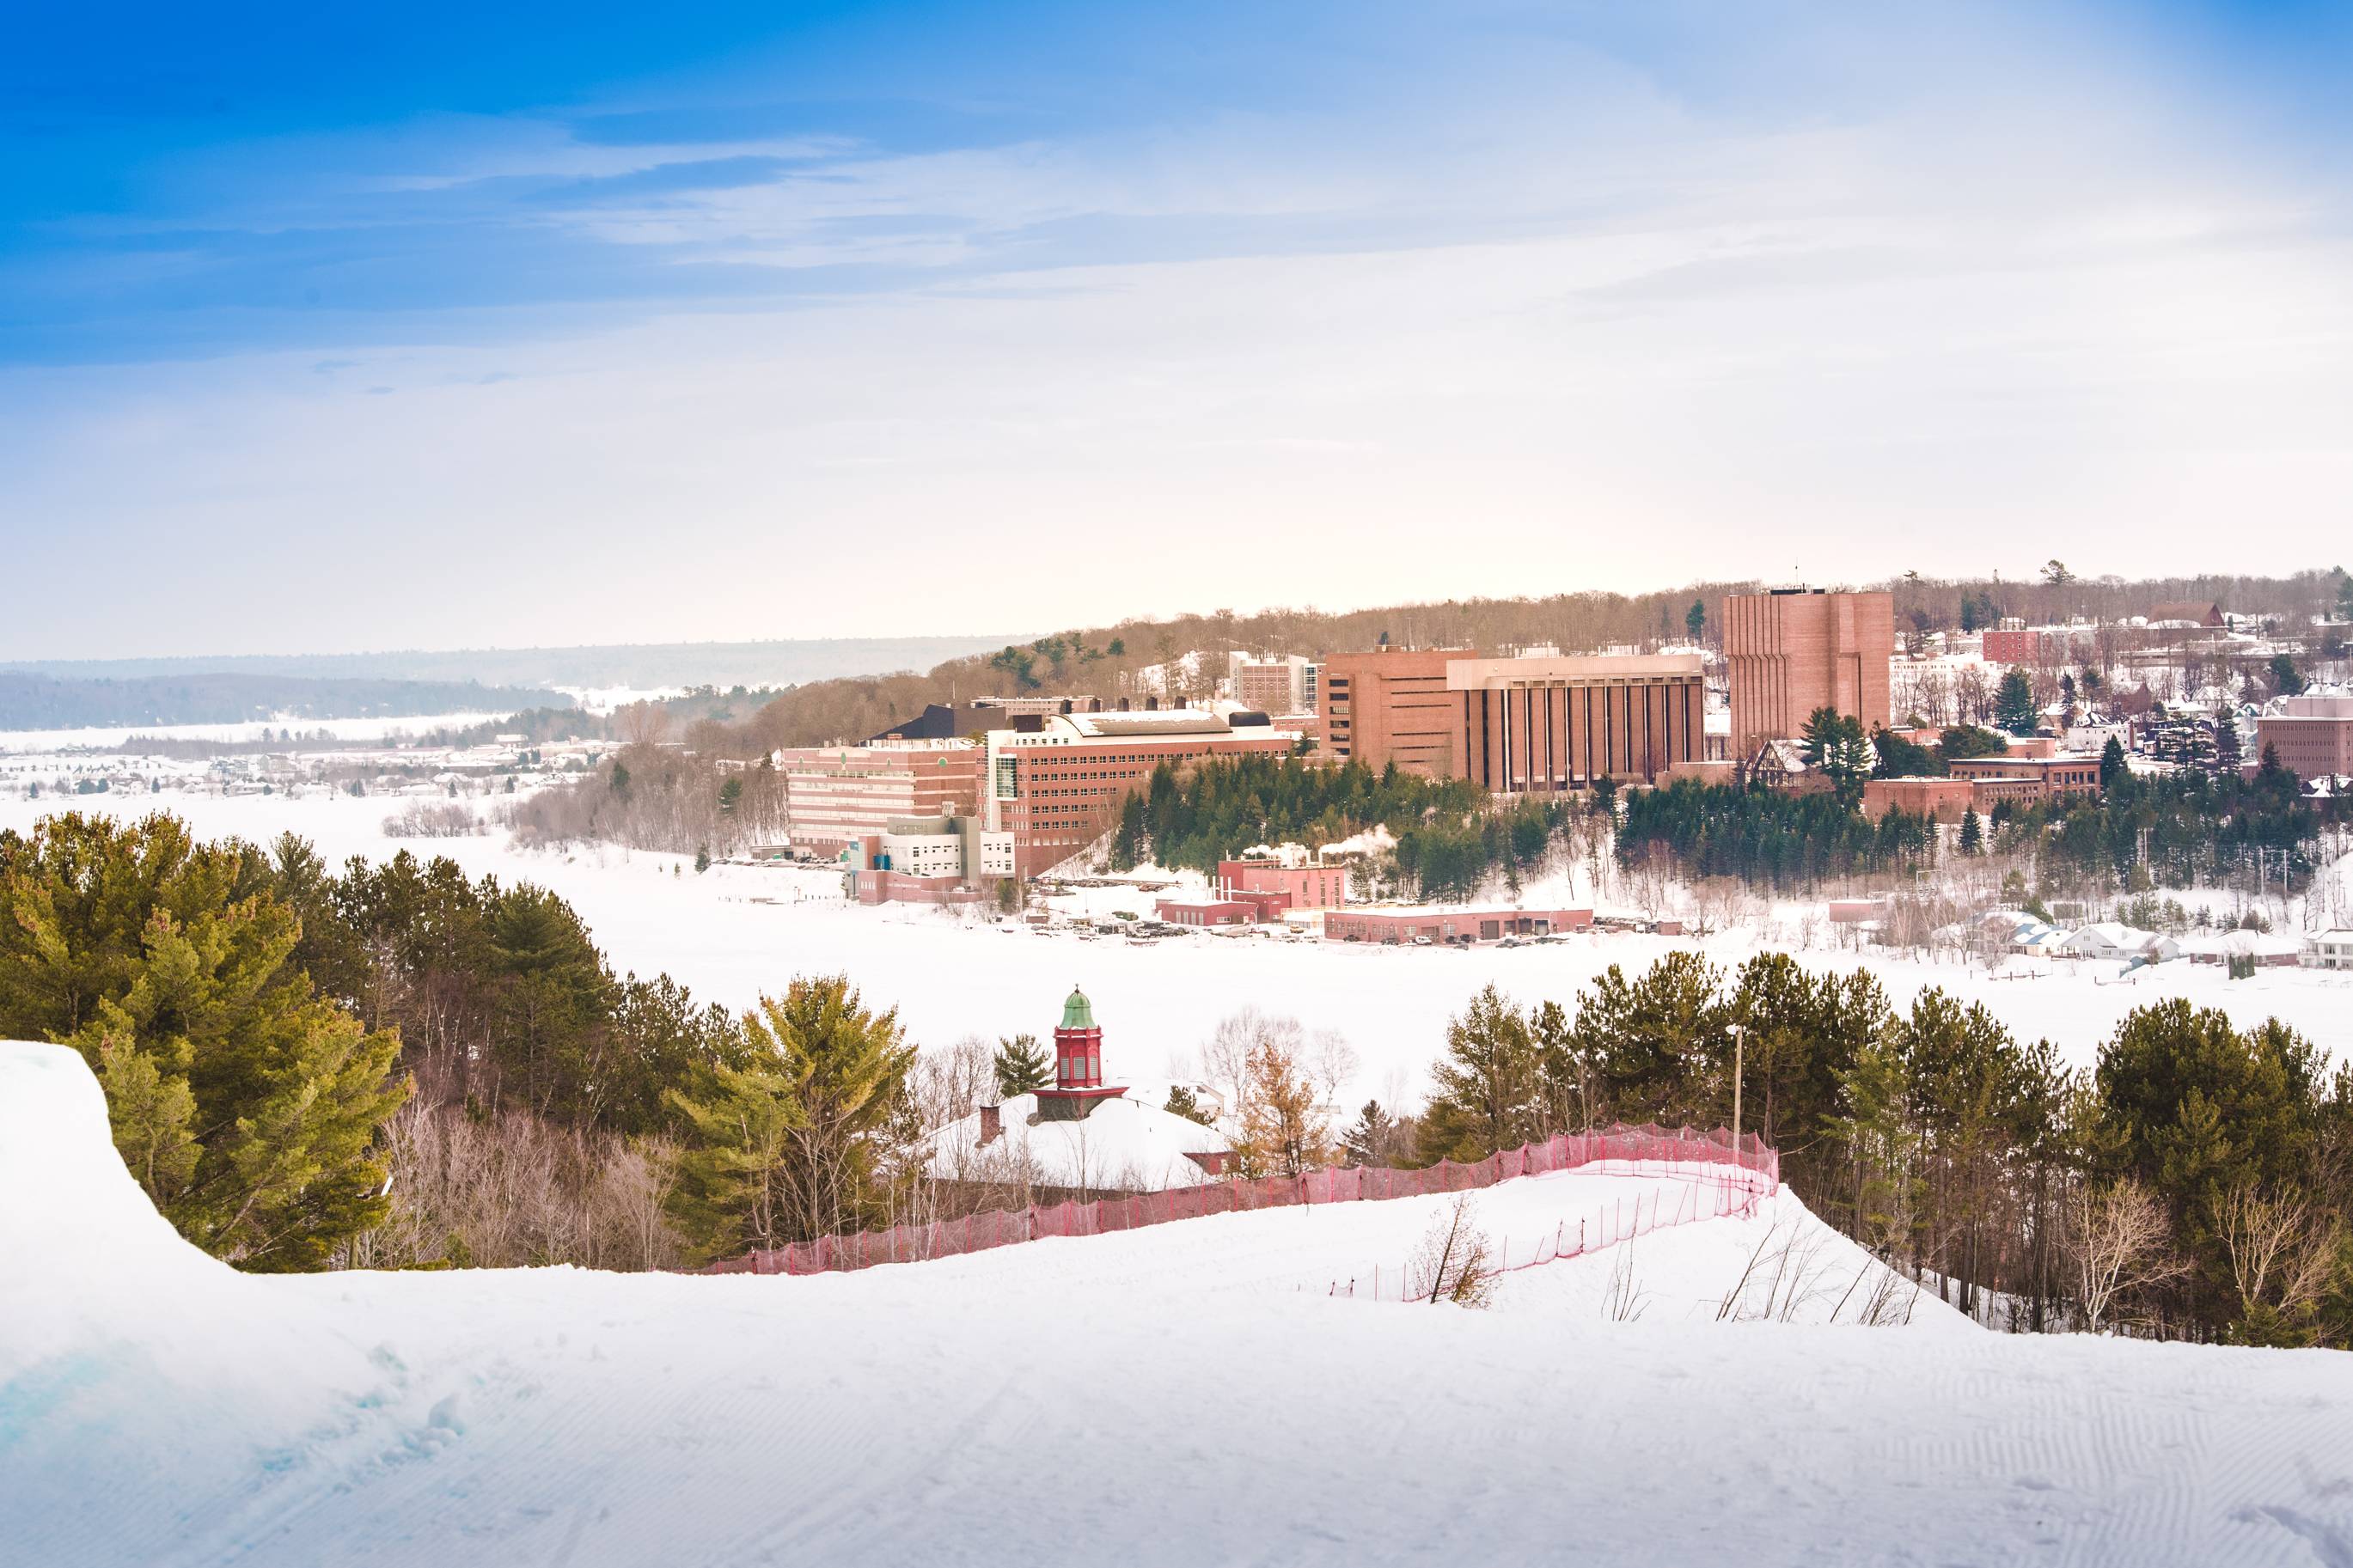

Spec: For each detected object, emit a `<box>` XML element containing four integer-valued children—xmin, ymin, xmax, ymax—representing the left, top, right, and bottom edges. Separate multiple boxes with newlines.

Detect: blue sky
<box><xmin>3</xmin><ymin>2</ymin><xmax>2350</xmax><ymax>657</ymax></box>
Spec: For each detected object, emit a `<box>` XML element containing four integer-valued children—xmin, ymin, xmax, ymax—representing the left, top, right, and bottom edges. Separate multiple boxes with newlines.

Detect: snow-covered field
<box><xmin>9</xmin><ymin>1040</ymin><xmax>2352</xmax><ymax>1567</ymax></box>
<box><xmin>2</xmin><ymin>789</ymin><xmax>2345</xmax><ymax>1111</ymax></box>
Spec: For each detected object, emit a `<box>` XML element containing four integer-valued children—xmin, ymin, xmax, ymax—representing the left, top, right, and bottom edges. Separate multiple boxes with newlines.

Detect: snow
<box><xmin>10</xmin><ymin>1040</ymin><xmax>2353</xmax><ymax>1565</ymax></box>
<box><xmin>925</xmin><ymin>1091</ymin><xmax>1232</xmax><ymax>1191</ymax></box>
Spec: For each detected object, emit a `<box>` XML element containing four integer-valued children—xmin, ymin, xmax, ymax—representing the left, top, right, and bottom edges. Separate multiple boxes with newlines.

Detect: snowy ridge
<box><xmin>9</xmin><ymin>1042</ymin><xmax>2353</xmax><ymax>1565</ymax></box>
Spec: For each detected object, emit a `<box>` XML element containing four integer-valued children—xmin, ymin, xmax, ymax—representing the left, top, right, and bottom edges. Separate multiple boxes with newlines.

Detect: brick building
<box><xmin>1980</xmin><ymin>623</ymin><xmax>2093</xmax><ymax>667</ymax></box>
<box><xmin>1217</xmin><ymin>857</ymin><xmax>1348</xmax><ymax>910</ymax></box>
<box><xmin>2255</xmin><ymin>693</ymin><xmax>2353</xmax><ymax>782</ymax></box>
<box><xmin>1946</xmin><ymin>753</ymin><xmax>2104</xmax><ymax>808</ymax></box>
<box><xmin>1861</xmin><ymin>777</ymin><xmax>1977</xmax><ymax>823</ymax></box>
<box><xmin>1447</xmin><ymin>653</ymin><xmax>1704</xmax><ymax>790</ymax></box>
<box><xmin>1722</xmin><ymin>588</ymin><xmax>1893</xmax><ymax>757</ymax></box>
<box><xmin>777</xmin><ymin>741</ymin><xmax>982</xmax><ymax>857</ymax></box>
<box><xmin>982</xmin><ymin>711</ymin><xmax>1296</xmax><ymax>878</ymax></box>
<box><xmin>1321</xmin><ymin>647</ymin><xmax>1471</xmax><ymax>777</ymax></box>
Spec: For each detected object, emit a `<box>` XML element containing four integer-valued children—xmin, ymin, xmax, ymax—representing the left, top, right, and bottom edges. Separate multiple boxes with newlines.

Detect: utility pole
<box><xmin>1730</xmin><ymin>1023</ymin><xmax>1745</xmax><ymax>1157</ymax></box>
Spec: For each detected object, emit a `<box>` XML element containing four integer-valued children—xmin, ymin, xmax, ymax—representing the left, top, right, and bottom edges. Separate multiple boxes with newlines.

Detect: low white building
<box><xmin>2059</xmin><ymin>924</ymin><xmax>2180</xmax><ymax>963</ymax></box>
<box><xmin>2307</xmin><ymin>930</ymin><xmax>2353</xmax><ymax>972</ymax></box>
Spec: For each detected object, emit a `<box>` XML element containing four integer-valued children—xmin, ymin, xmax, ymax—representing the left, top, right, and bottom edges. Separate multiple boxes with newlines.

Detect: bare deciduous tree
<box><xmin>2066</xmin><ymin>1176</ymin><xmax>2185</xmax><ymax>1333</ymax></box>
<box><xmin>1410</xmin><ymin>1193</ymin><xmax>1497</xmax><ymax>1308</ymax></box>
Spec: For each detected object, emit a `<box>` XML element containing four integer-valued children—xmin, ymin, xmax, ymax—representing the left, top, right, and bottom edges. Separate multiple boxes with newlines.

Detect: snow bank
<box><xmin>10</xmin><ymin>1044</ymin><xmax>2353</xmax><ymax>1565</ymax></box>
<box><xmin>0</xmin><ymin>1043</ymin><xmax>455</xmax><ymax>1565</ymax></box>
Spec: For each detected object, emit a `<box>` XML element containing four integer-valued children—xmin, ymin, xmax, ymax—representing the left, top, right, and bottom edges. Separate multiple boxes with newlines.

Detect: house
<box><xmin>2059</xmin><ymin>924</ymin><xmax>2180</xmax><ymax>963</ymax></box>
<box><xmin>2146</xmin><ymin>601</ymin><xmax>2225</xmax><ymax>629</ymax></box>
<box><xmin>1745</xmin><ymin>739</ymin><xmax>1830</xmax><ymax>794</ymax></box>
<box><xmin>2307</xmin><ymin>930</ymin><xmax>2353</xmax><ymax>971</ymax></box>
<box><xmin>923</xmin><ymin>989</ymin><xmax>1233</xmax><ymax>1195</ymax></box>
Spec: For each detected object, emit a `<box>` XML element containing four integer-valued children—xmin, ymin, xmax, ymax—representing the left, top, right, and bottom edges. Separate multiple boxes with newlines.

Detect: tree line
<box><xmin>0</xmin><ymin>813</ymin><xmax>920</xmax><ymax>1273</ymax></box>
<box><xmin>1368</xmin><ymin>958</ymin><xmax>2351</xmax><ymax>1344</ymax></box>
<box><xmin>1109</xmin><ymin>753</ymin><xmax>1580</xmax><ymax>901</ymax></box>
<box><xmin>1620</xmin><ymin>742</ymin><xmax>2332</xmax><ymax>897</ymax></box>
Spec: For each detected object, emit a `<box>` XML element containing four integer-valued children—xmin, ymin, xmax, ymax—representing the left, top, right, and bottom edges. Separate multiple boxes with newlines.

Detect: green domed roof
<box><xmin>1060</xmin><ymin>986</ymin><xmax>1097</xmax><ymax>1030</ymax></box>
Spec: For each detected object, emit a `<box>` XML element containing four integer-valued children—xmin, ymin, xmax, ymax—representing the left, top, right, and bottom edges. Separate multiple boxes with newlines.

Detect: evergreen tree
<box><xmin>1573</xmin><ymin>952</ymin><xmax>1730</xmax><ymax>1125</ymax></box>
<box><xmin>1799</xmin><ymin>706</ymin><xmax>1870</xmax><ymax>809</ymax></box>
<box><xmin>694</xmin><ymin>845</ymin><xmax>712</xmax><ymax>873</ymax></box>
<box><xmin>718</xmin><ymin>776</ymin><xmax>743</xmax><ymax>815</ymax></box>
<box><xmin>609</xmin><ymin>760</ymin><xmax>631</xmax><ymax>798</ymax></box>
<box><xmin>669</xmin><ymin>974</ymin><xmax>914</xmax><ymax>1251</ymax></box>
<box><xmin>993</xmin><ymin>1033</ymin><xmax>1053</xmax><ymax>1098</ymax></box>
<box><xmin>1164</xmin><ymin>1083</ymin><xmax>1213</xmax><ymax>1126</ymax></box>
<box><xmin>1342</xmin><ymin>1100</ymin><xmax>1396</xmax><ymax>1165</ymax></box>
<box><xmin>0</xmin><ymin>813</ymin><xmax>409</xmax><ymax>1269</ymax></box>
<box><xmin>2212</xmin><ymin>714</ymin><xmax>2243</xmax><ymax>775</ymax></box>
<box><xmin>2268</xmin><ymin>652</ymin><xmax>2306</xmax><ymax>698</ymax></box>
<box><xmin>2099</xmin><ymin>735</ymin><xmax>2127</xmax><ymax>787</ymax></box>
<box><xmin>1684</xmin><ymin>598</ymin><xmax>1706</xmax><ymax>643</ymax></box>
<box><xmin>1416</xmin><ymin>984</ymin><xmax>1545</xmax><ymax>1163</ymax></box>
<box><xmin>1994</xmin><ymin>668</ymin><xmax>2039</xmax><ymax>735</ymax></box>
<box><xmin>1958</xmin><ymin>806</ymin><xmax>1983</xmax><ymax>856</ymax></box>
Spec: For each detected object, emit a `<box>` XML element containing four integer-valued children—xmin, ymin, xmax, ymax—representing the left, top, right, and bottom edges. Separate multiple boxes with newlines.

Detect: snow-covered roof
<box><xmin>926</xmin><ymin>1091</ymin><xmax>1233</xmax><ymax>1192</ymax></box>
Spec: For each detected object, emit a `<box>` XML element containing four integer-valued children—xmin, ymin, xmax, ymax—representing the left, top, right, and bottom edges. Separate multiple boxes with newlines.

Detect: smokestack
<box><xmin>978</xmin><ymin>1103</ymin><xmax>1002</xmax><ymax>1147</ymax></box>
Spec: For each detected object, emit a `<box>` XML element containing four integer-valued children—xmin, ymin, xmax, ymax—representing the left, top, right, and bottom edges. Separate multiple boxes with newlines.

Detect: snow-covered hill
<box><xmin>7</xmin><ymin>1040</ymin><xmax>2352</xmax><ymax>1566</ymax></box>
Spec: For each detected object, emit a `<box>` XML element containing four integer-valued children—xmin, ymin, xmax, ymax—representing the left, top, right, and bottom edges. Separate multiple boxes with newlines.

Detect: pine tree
<box><xmin>668</xmin><ymin>974</ymin><xmax>914</xmax><ymax>1251</ymax></box>
<box><xmin>993</xmin><ymin>1034</ymin><xmax>1053</xmax><ymax>1098</ymax></box>
<box><xmin>1164</xmin><ymin>1083</ymin><xmax>1213</xmax><ymax>1126</ymax></box>
<box><xmin>0</xmin><ymin>813</ymin><xmax>409</xmax><ymax>1269</ymax></box>
<box><xmin>718</xmin><ymin>776</ymin><xmax>743</xmax><ymax>815</ymax></box>
<box><xmin>1416</xmin><ymin>984</ymin><xmax>1545</xmax><ymax>1163</ymax></box>
<box><xmin>1800</xmin><ymin>706</ymin><xmax>1870</xmax><ymax>810</ymax></box>
<box><xmin>1994</xmin><ymin>669</ymin><xmax>2039</xmax><ymax>735</ymax></box>
<box><xmin>1342</xmin><ymin>1100</ymin><xmax>1395</xmax><ymax>1165</ymax></box>
<box><xmin>2212</xmin><ymin>714</ymin><xmax>2243</xmax><ymax>775</ymax></box>
<box><xmin>1958</xmin><ymin>807</ymin><xmax>1983</xmax><ymax>856</ymax></box>
<box><xmin>1685</xmin><ymin>598</ymin><xmax>1707</xmax><ymax>643</ymax></box>
<box><xmin>2099</xmin><ymin>735</ymin><xmax>2127</xmax><ymax>787</ymax></box>
<box><xmin>694</xmin><ymin>845</ymin><xmax>712</xmax><ymax>873</ymax></box>
<box><xmin>609</xmin><ymin>760</ymin><xmax>631</xmax><ymax>798</ymax></box>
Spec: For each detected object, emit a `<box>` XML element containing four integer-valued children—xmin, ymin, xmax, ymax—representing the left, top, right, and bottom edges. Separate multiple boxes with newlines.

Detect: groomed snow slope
<box><xmin>7</xmin><ymin>1043</ymin><xmax>2353</xmax><ymax>1567</ymax></box>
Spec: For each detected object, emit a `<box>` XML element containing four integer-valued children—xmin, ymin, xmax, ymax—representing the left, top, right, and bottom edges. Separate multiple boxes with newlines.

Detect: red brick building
<box><xmin>1446</xmin><ymin>653</ymin><xmax>1704</xmax><ymax>790</ymax></box>
<box><xmin>1723</xmin><ymin>589</ymin><xmax>1893</xmax><ymax>757</ymax></box>
<box><xmin>982</xmin><ymin>711</ymin><xmax>1296</xmax><ymax>878</ymax></box>
<box><xmin>1861</xmin><ymin>777</ymin><xmax>1977</xmax><ymax>823</ymax></box>
<box><xmin>1217</xmin><ymin>857</ymin><xmax>1348</xmax><ymax>910</ymax></box>
<box><xmin>2256</xmin><ymin>695</ymin><xmax>2353</xmax><ymax>781</ymax></box>
<box><xmin>1321</xmin><ymin>647</ymin><xmax>1472</xmax><ymax>777</ymax></box>
<box><xmin>1947</xmin><ymin>753</ymin><xmax>2104</xmax><ymax>808</ymax></box>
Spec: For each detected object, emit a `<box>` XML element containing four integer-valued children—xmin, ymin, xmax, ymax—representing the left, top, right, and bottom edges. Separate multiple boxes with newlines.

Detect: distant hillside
<box><xmin>0</xmin><ymin>674</ymin><xmax>559</xmax><ymax>732</ymax></box>
<box><xmin>0</xmin><ymin>636</ymin><xmax>1028</xmax><ymax>692</ymax></box>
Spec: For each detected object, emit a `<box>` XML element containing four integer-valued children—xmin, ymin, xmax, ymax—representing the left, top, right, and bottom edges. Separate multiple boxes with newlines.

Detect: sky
<box><xmin>3</xmin><ymin>1</ymin><xmax>2350</xmax><ymax>660</ymax></box>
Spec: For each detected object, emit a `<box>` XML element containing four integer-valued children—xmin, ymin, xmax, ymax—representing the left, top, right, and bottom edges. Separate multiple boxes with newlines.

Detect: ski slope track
<box><xmin>4</xmin><ymin>1042</ymin><xmax>2351</xmax><ymax>1566</ymax></box>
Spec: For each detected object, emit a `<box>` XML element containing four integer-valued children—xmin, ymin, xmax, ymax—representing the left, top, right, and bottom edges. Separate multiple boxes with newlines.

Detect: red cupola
<box><xmin>1035</xmin><ymin>985</ymin><xmax>1127</xmax><ymax>1121</ymax></box>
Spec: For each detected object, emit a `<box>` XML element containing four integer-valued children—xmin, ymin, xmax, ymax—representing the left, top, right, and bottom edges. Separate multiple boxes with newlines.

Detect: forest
<box><xmin>1389</xmin><ymin>958</ymin><xmax>2353</xmax><ymax>1345</ymax></box>
<box><xmin>1618</xmin><ymin>747</ymin><xmax>2334</xmax><ymax>897</ymax></box>
<box><xmin>1109</xmin><ymin>753</ymin><xmax>1581</xmax><ymax>901</ymax></box>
